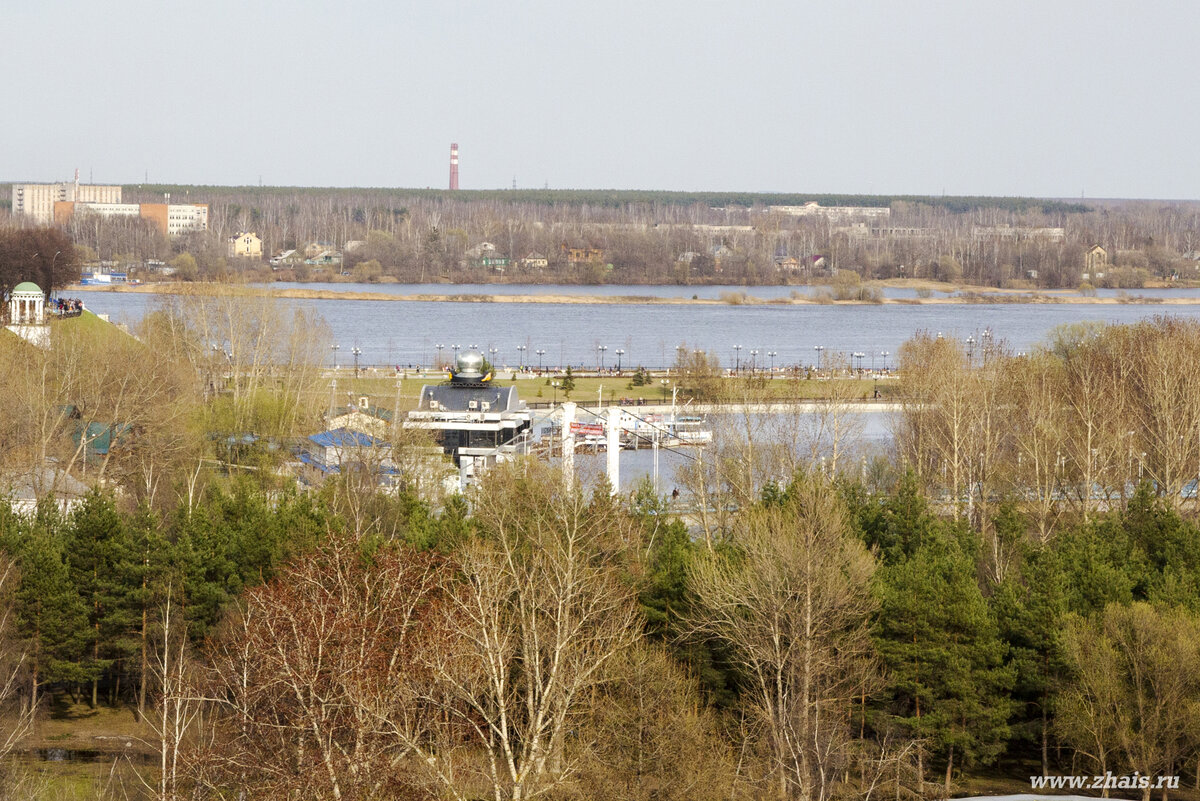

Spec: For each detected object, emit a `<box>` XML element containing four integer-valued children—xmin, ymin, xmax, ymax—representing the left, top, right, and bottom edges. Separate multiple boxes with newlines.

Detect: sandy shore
<box><xmin>67</xmin><ymin>281</ymin><xmax>1200</xmax><ymax>306</ymax></box>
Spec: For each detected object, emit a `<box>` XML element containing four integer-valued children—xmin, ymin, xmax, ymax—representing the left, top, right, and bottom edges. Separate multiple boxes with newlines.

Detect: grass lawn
<box><xmin>327</xmin><ymin>370</ymin><xmax>901</xmax><ymax>412</ymax></box>
<box><xmin>20</xmin><ymin>702</ymin><xmax>155</xmax><ymax>801</ymax></box>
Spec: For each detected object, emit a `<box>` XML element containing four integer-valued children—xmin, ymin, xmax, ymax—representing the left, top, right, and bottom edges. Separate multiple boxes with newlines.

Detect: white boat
<box><xmin>616</xmin><ymin>412</ymin><xmax>712</xmax><ymax>448</ymax></box>
<box><xmin>671</xmin><ymin>416</ymin><xmax>713</xmax><ymax>446</ymax></box>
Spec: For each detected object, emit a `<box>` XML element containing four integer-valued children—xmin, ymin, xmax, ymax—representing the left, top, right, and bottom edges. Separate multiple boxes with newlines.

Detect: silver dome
<box><xmin>455</xmin><ymin>349</ymin><xmax>486</xmax><ymax>378</ymax></box>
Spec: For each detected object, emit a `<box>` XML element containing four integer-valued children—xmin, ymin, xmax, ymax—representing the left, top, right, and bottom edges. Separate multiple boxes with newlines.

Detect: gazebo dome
<box><xmin>8</xmin><ymin>280</ymin><xmax>47</xmax><ymax>337</ymax></box>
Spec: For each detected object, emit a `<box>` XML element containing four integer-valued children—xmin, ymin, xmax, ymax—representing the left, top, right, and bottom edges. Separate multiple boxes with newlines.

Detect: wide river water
<box><xmin>79</xmin><ymin>282</ymin><xmax>1200</xmax><ymax>371</ymax></box>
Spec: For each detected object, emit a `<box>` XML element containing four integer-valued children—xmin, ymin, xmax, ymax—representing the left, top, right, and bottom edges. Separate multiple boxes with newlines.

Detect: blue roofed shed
<box><xmin>300</xmin><ymin>428</ymin><xmax>389</xmax><ymax>474</ymax></box>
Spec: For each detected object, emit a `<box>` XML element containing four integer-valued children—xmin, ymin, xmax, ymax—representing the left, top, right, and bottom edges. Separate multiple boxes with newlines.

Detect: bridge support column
<box><xmin>606</xmin><ymin>406</ymin><xmax>621</xmax><ymax>495</ymax></box>
<box><xmin>561</xmin><ymin>402</ymin><xmax>576</xmax><ymax>490</ymax></box>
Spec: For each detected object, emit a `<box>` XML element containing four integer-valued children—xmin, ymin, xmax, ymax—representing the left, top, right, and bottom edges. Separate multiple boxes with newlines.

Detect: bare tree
<box><xmin>139</xmin><ymin>587</ymin><xmax>203</xmax><ymax>801</ymax></box>
<box><xmin>1056</xmin><ymin>603</ymin><xmax>1200</xmax><ymax>801</ymax></box>
<box><xmin>410</xmin><ymin>461</ymin><xmax>643</xmax><ymax>801</ymax></box>
<box><xmin>576</xmin><ymin>644</ymin><xmax>736</xmax><ymax>801</ymax></box>
<box><xmin>804</xmin><ymin>351</ymin><xmax>865</xmax><ymax>479</ymax></box>
<box><xmin>198</xmin><ymin>537</ymin><xmax>450</xmax><ymax>801</ymax></box>
<box><xmin>895</xmin><ymin>332</ymin><xmax>972</xmax><ymax>505</ymax></box>
<box><xmin>688</xmin><ymin>475</ymin><xmax>881</xmax><ymax>801</ymax></box>
<box><xmin>1002</xmin><ymin>352</ymin><xmax>1069</xmax><ymax>542</ymax></box>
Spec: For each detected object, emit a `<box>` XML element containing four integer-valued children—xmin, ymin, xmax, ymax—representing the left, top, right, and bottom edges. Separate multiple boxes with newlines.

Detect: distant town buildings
<box><xmin>12</xmin><ymin>181</ymin><xmax>122</xmax><ymax>224</ymax></box>
<box><xmin>165</xmin><ymin>204</ymin><xmax>210</xmax><ymax>236</ymax></box>
<box><xmin>12</xmin><ymin>178</ymin><xmax>208</xmax><ymax>236</ymax></box>
<box><xmin>838</xmin><ymin>223</ymin><xmax>936</xmax><ymax>241</ymax></box>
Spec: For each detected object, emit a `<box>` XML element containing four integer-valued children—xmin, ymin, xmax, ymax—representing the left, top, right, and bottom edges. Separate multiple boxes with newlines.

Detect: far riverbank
<box><xmin>67</xmin><ymin>281</ymin><xmax>1200</xmax><ymax>306</ymax></box>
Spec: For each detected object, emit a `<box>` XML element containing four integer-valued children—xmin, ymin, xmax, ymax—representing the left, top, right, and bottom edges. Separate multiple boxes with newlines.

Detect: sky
<box><xmin>3</xmin><ymin>0</ymin><xmax>1198</xmax><ymax>199</ymax></box>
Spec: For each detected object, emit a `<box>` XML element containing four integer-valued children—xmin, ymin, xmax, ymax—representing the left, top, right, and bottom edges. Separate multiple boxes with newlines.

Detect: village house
<box><xmin>328</xmin><ymin>397</ymin><xmax>395</xmax><ymax>440</ymax></box>
<box><xmin>304</xmin><ymin>249</ymin><xmax>343</xmax><ymax>267</ymax></box>
<box><xmin>710</xmin><ymin>244</ymin><xmax>735</xmax><ymax>273</ymax></box>
<box><xmin>562</xmin><ymin>243</ymin><xmax>605</xmax><ymax>265</ymax></box>
<box><xmin>304</xmin><ymin>241</ymin><xmax>336</xmax><ymax>259</ymax></box>
<box><xmin>269</xmin><ymin>249</ymin><xmax>302</xmax><ymax>267</ymax></box>
<box><xmin>298</xmin><ymin>428</ymin><xmax>395</xmax><ymax>487</ymax></box>
<box><xmin>464</xmin><ymin>242</ymin><xmax>510</xmax><ymax>270</ymax></box>
<box><xmin>1086</xmin><ymin>245</ymin><xmax>1109</xmax><ymax>275</ymax></box>
<box><xmin>228</xmin><ymin>232</ymin><xmax>263</xmax><ymax>258</ymax></box>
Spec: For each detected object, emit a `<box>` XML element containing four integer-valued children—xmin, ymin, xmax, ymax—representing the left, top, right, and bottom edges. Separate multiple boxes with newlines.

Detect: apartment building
<box><xmin>11</xmin><ymin>181</ymin><xmax>122</xmax><ymax>224</ymax></box>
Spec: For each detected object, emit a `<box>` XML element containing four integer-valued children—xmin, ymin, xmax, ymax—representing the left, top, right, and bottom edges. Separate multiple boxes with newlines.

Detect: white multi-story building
<box><xmin>165</xmin><ymin>204</ymin><xmax>208</xmax><ymax>235</ymax></box>
<box><xmin>11</xmin><ymin>181</ymin><xmax>121</xmax><ymax>224</ymax></box>
<box><xmin>768</xmin><ymin>202</ymin><xmax>892</xmax><ymax>222</ymax></box>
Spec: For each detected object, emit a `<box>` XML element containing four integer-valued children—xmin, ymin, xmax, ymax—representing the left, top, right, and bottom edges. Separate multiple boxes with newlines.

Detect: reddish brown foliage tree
<box><xmin>195</xmin><ymin>537</ymin><xmax>455</xmax><ymax>801</ymax></box>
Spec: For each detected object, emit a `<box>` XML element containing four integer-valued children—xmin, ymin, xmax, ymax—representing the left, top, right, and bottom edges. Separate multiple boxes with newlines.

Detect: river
<box><xmin>78</xmin><ymin>283</ymin><xmax>1200</xmax><ymax>370</ymax></box>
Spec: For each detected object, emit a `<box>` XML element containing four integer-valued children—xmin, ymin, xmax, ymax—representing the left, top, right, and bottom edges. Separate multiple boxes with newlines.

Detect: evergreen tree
<box><xmin>171</xmin><ymin>493</ymin><xmax>245</xmax><ymax>639</ymax></box>
<box><xmin>851</xmin><ymin>470</ymin><xmax>939</xmax><ymax>564</ymax></box>
<box><xmin>992</xmin><ymin>541</ymin><xmax>1069</xmax><ymax>776</ymax></box>
<box><xmin>67</xmin><ymin>489</ymin><xmax>138</xmax><ymax>707</ymax></box>
<box><xmin>1052</xmin><ymin>518</ymin><xmax>1138</xmax><ymax>618</ymax></box>
<box><xmin>1120</xmin><ymin>482</ymin><xmax>1200</xmax><ymax>610</ymax></box>
<box><xmin>874</xmin><ymin>526</ymin><xmax>1014</xmax><ymax>795</ymax></box>
<box><xmin>11</xmin><ymin>502</ymin><xmax>88</xmax><ymax>707</ymax></box>
<box><xmin>125</xmin><ymin>503</ymin><xmax>175</xmax><ymax>715</ymax></box>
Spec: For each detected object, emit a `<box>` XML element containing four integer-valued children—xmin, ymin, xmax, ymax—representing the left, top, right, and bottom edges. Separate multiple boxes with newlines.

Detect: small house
<box><xmin>229</xmin><ymin>232</ymin><xmax>263</xmax><ymax>259</ymax></box>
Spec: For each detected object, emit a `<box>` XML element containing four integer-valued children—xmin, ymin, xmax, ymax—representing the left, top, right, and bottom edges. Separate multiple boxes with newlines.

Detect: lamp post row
<box><xmin>328</xmin><ymin>343</ymin><xmax>899</xmax><ymax>373</ymax></box>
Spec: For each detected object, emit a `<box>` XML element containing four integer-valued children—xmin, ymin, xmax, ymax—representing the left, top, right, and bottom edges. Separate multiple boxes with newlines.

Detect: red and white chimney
<box><xmin>449</xmin><ymin>143</ymin><xmax>459</xmax><ymax>190</ymax></box>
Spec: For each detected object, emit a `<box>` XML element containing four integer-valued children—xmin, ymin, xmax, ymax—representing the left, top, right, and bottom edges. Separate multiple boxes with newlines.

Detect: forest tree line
<box><xmin>3</xmin><ymin>456</ymin><xmax>1200</xmax><ymax>800</ymax></box>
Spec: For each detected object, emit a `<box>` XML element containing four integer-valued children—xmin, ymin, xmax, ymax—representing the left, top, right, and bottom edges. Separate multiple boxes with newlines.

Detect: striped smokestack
<box><xmin>449</xmin><ymin>143</ymin><xmax>459</xmax><ymax>190</ymax></box>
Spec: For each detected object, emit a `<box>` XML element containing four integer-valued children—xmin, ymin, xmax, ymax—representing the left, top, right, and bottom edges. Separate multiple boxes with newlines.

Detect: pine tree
<box><xmin>854</xmin><ymin>470</ymin><xmax>940</xmax><ymax>563</ymax></box>
<box><xmin>874</xmin><ymin>526</ymin><xmax>1015</xmax><ymax>795</ymax></box>
<box><xmin>125</xmin><ymin>503</ymin><xmax>175</xmax><ymax>716</ymax></box>
<box><xmin>67</xmin><ymin>489</ymin><xmax>136</xmax><ymax>707</ymax></box>
<box><xmin>12</xmin><ymin>502</ymin><xmax>88</xmax><ymax>708</ymax></box>
<box><xmin>992</xmin><ymin>541</ymin><xmax>1069</xmax><ymax>776</ymax></box>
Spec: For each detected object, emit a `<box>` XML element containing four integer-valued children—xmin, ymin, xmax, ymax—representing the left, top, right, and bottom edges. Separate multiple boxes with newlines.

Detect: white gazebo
<box><xmin>9</xmin><ymin>281</ymin><xmax>45</xmax><ymax>325</ymax></box>
<box><xmin>6</xmin><ymin>281</ymin><xmax>49</xmax><ymax>347</ymax></box>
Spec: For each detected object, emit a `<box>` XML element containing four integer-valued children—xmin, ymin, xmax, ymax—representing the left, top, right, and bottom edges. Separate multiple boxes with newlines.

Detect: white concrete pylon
<box><xmin>606</xmin><ymin>406</ymin><xmax>621</xmax><ymax>495</ymax></box>
<box><xmin>561</xmin><ymin>402</ymin><xmax>576</xmax><ymax>490</ymax></box>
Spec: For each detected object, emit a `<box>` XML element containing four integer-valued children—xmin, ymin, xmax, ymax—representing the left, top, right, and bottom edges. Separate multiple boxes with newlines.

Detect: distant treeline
<box><xmin>130</xmin><ymin>183</ymin><xmax>1093</xmax><ymax>214</ymax></box>
<box><xmin>5</xmin><ymin>184</ymin><xmax>1198</xmax><ymax>292</ymax></box>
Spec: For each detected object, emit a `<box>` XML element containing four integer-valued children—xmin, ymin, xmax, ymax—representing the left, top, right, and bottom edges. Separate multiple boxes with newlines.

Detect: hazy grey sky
<box><xmin>4</xmin><ymin>0</ymin><xmax>1197</xmax><ymax>198</ymax></box>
